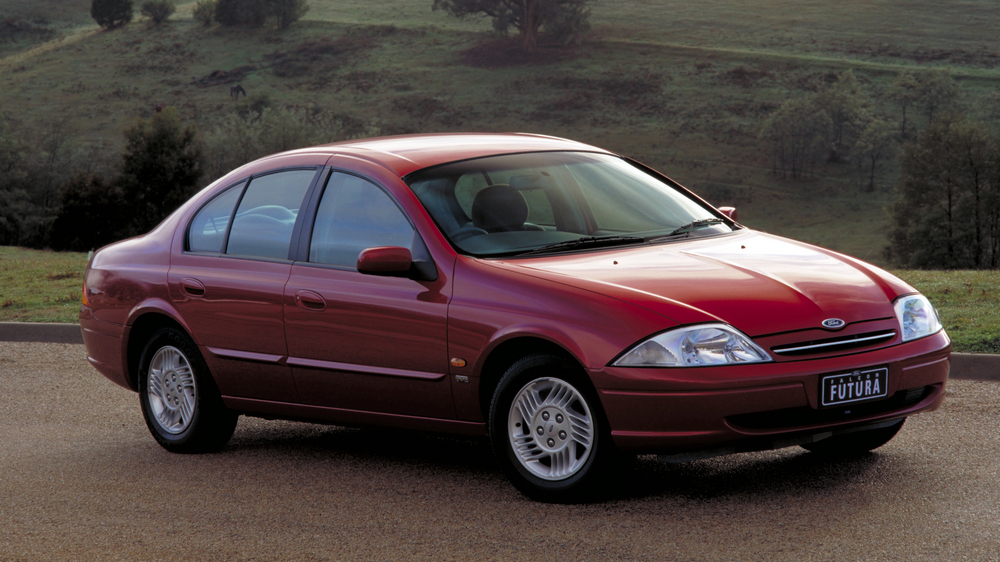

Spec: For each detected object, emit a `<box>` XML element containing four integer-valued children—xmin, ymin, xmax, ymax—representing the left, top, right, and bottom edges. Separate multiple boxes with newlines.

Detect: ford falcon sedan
<box><xmin>80</xmin><ymin>133</ymin><xmax>950</xmax><ymax>502</ymax></box>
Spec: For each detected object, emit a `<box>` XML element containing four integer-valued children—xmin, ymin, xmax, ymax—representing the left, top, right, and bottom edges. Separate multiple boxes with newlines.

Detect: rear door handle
<box><xmin>181</xmin><ymin>278</ymin><xmax>206</xmax><ymax>297</ymax></box>
<box><xmin>295</xmin><ymin>290</ymin><xmax>326</xmax><ymax>311</ymax></box>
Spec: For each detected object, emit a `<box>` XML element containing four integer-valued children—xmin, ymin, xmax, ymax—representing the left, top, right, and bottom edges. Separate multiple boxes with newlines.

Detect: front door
<box><xmin>283</xmin><ymin>171</ymin><xmax>453</xmax><ymax>419</ymax></box>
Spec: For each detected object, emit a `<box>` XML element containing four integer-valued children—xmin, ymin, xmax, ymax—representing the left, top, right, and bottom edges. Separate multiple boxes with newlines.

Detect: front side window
<box><xmin>224</xmin><ymin>169</ymin><xmax>317</xmax><ymax>260</ymax></box>
<box><xmin>406</xmin><ymin>152</ymin><xmax>734</xmax><ymax>257</ymax></box>
<box><xmin>309</xmin><ymin>172</ymin><xmax>415</xmax><ymax>268</ymax></box>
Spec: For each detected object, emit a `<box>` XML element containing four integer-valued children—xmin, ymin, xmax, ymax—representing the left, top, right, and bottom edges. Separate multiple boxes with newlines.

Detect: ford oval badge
<box><xmin>822</xmin><ymin>318</ymin><xmax>846</xmax><ymax>329</ymax></box>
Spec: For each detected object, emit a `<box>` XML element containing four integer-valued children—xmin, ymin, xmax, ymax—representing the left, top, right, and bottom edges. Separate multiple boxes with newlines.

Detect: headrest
<box><xmin>471</xmin><ymin>184</ymin><xmax>528</xmax><ymax>232</ymax></box>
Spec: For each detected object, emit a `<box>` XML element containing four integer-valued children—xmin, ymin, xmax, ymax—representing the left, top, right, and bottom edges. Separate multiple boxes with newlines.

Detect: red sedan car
<box><xmin>81</xmin><ymin>133</ymin><xmax>950</xmax><ymax>502</ymax></box>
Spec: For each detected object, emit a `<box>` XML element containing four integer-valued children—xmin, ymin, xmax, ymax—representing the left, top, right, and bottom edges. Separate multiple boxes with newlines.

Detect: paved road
<box><xmin>2</xmin><ymin>343</ymin><xmax>998</xmax><ymax>561</ymax></box>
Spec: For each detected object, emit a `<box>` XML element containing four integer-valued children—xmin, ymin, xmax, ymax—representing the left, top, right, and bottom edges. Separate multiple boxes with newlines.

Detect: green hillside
<box><xmin>2</xmin><ymin>0</ymin><xmax>999</xmax><ymax>263</ymax></box>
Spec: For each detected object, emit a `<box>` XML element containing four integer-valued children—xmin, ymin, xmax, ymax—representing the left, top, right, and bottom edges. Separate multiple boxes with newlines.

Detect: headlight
<box><xmin>613</xmin><ymin>323</ymin><xmax>771</xmax><ymax>367</ymax></box>
<box><xmin>894</xmin><ymin>294</ymin><xmax>942</xmax><ymax>342</ymax></box>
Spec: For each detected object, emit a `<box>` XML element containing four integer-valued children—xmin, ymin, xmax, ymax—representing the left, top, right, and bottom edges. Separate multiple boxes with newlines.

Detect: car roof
<box><xmin>272</xmin><ymin>133</ymin><xmax>613</xmax><ymax>178</ymax></box>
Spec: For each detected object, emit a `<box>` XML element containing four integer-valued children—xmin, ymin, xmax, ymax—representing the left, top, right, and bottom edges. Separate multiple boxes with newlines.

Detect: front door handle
<box><xmin>295</xmin><ymin>290</ymin><xmax>326</xmax><ymax>311</ymax></box>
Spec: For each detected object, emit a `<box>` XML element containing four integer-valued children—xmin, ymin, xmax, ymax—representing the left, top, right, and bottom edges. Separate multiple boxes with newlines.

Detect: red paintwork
<box><xmin>80</xmin><ymin>133</ymin><xmax>951</xmax><ymax>456</ymax></box>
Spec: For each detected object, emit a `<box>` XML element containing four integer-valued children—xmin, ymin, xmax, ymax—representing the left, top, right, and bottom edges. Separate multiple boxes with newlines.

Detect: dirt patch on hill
<box><xmin>460</xmin><ymin>37</ymin><xmax>581</xmax><ymax>68</ymax></box>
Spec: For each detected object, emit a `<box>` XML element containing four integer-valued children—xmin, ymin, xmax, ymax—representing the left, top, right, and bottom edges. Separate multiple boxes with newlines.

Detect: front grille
<box><xmin>726</xmin><ymin>385</ymin><xmax>935</xmax><ymax>431</ymax></box>
<box><xmin>771</xmin><ymin>330</ymin><xmax>897</xmax><ymax>357</ymax></box>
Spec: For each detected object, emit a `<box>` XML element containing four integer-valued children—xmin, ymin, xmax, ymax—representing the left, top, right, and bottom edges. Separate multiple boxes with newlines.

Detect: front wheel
<box><xmin>489</xmin><ymin>354</ymin><xmax>627</xmax><ymax>503</ymax></box>
<box><xmin>138</xmin><ymin>327</ymin><xmax>238</xmax><ymax>453</ymax></box>
<box><xmin>801</xmin><ymin>419</ymin><xmax>905</xmax><ymax>457</ymax></box>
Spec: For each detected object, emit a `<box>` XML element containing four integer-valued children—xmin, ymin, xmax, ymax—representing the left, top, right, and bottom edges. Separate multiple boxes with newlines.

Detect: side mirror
<box><xmin>717</xmin><ymin>206</ymin><xmax>738</xmax><ymax>222</ymax></box>
<box><xmin>357</xmin><ymin>247</ymin><xmax>413</xmax><ymax>277</ymax></box>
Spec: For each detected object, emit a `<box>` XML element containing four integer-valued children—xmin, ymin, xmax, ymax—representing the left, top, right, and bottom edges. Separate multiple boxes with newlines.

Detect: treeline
<box><xmin>90</xmin><ymin>0</ymin><xmax>310</xmax><ymax>29</ymax></box>
<box><xmin>890</xmin><ymin>118</ymin><xmax>1000</xmax><ymax>269</ymax></box>
<box><xmin>760</xmin><ymin>70</ymin><xmax>964</xmax><ymax>189</ymax></box>
<box><xmin>0</xmin><ymin>104</ymin><xmax>379</xmax><ymax>252</ymax></box>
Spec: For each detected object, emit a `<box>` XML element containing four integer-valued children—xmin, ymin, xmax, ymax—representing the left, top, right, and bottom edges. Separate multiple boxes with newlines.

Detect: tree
<box><xmin>193</xmin><ymin>0</ymin><xmax>216</xmax><ymax>26</ymax></box>
<box><xmin>140</xmin><ymin>0</ymin><xmax>175</xmax><ymax>24</ymax></box>
<box><xmin>91</xmin><ymin>0</ymin><xmax>134</xmax><ymax>29</ymax></box>
<box><xmin>433</xmin><ymin>0</ymin><xmax>591</xmax><ymax>52</ymax></box>
<box><xmin>887</xmin><ymin>72</ymin><xmax>920</xmax><ymax>138</ymax></box>
<box><xmin>890</xmin><ymin>118</ymin><xmax>1000</xmax><ymax>269</ymax></box>
<box><xmin>817</xmin><ymin>70</ymin><xmax>870</xmax><ymax>160</ymax></box>
<box><xmin>118</xmin><ymin>107</ymin><xmax>204</xmax><ymax>235</ymax></box>
<box><xmin>853</xmin><ymin>118</ymin><xmax>897</xmax><ymax>191</ymax></box>
<box><xmin>915</xmin><ymin>71</ymin><xmax>960</xmax><ymax>125</ymax></box>
<box><xmin>760</xmin><ymin>95</ymin><xmax>832</xmax><ymax>178</ymax></box>
<box><xmin>50</xmin><ymin>174</ymin><xmax>127</xmax><ymax>251</ymax></box>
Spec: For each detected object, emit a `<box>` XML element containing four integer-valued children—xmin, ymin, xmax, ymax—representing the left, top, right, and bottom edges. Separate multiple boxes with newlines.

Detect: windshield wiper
<box><xmin>520</xmin><ymin>235</ymin><xmax>644</xmax><ymax>256</ymax></box>
<box><xmin>661</xmin><ymin>218</ymin><xmax>726</xmax><ymax>238</ymax></box>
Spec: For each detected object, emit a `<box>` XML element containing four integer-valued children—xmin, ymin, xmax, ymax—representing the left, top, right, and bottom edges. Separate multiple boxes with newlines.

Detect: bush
<box><xmin>215</xmin><ymin>0</ymin><xmax>266</xmax><ymax>26</ymax></box>
<box><xmin>270</xmin><ymin>0</ymin><xmax>309</xmax><ymax>28</ymax></box>
<box><xmin>118</xmin><ymin>107</ymin><xmax>204</xmax><ymax>235</ymax></box>
<box><xmin>140</xmin><ymin>0</ymin><xmax>175</xmax><ymax>24</ymax></box>
<box><xmin>193</xmin><ymin>0</ymin><xmax>216</xmax><ymax>26</ymax></box>
<box><xmin>91</xmin><ymin>0</ymin><xmax>134</xmax><ymax>29</ymax></box>
<box><xmin>214</xmin><ymin>0</ymin><xmax>308</xmax><ymax>28</ymax></box>
<box><xmin>50</xmin><ymin>174</ymin><xmax>126</xmax><ymax>252</ymax></box>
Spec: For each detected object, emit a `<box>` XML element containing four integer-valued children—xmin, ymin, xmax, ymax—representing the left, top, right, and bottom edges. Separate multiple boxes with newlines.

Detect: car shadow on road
<box><xmin>220</xmin><ymin>419</ymin><xmax>906</xmax><ymax>504</ymax></box>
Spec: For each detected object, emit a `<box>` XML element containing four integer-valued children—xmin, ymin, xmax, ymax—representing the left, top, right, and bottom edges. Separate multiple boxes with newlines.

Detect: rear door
<box><xmin>169</xmin><ymin>167</ymin><xmax>320</xmax><ymax>402</ymax></box>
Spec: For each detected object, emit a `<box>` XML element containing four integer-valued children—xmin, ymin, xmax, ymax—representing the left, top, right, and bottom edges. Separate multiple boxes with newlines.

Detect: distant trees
<box><xmin>118</xmin><ymin>108</ymin><xmax>204</xmax><ymax>235</ymax></box>
<box><xmin>214</xmin><ymin>0</ymin><xmax>309</xmax><ymax>28</ymax></box>
<box><xmin>889</xmin><ymin>118</ymin><xmax>1000</xmax><ymax>269</ymax></box>
<box><xmin>50</xmin><ymin>108</ymin><xmax>204</xmax><ymax>251</ymax></box>
<box><xmin>433</xmin><ymin>0</ymin><xmax>591</xmax><ymax>51</ymax></box>
<box><xmin>91</xmin><ymin>0</ymin><xmax>134</xmax><ymax>29</ymax></box>
<box><xmin>193</xmin><ymin>0</ymin><xmax>216</xmax><ymax>26</ymax></box>
<box><xmin>887</xmin><ymin>71</ymin><xmax>960</xmax><ymax>138</ymax></box>
<box><xmin>760</xmin><ymin>95</ymin><xmax>832</xmax><ymax>178</ymax></box>
<box><xmin>140</xmin><ymin>0</ymin><xmax>176</xmax><ymax>24</ymax></box>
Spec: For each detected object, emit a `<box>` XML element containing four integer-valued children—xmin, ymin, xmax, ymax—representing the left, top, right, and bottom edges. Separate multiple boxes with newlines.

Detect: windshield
<box><xmin>405</xmin><ymin>151</ymin><xmax>735</xmax><ymax>257</ymax></box>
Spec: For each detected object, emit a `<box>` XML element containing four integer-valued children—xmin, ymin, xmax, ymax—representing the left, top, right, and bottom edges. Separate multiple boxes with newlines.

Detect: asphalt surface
<box><xmin>2</xmin><ymin>342</ymin><xmax>998</xmax><ymax>561</ymax></box>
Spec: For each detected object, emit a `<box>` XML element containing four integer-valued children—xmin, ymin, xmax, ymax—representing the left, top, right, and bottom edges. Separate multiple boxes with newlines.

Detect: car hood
<box><xmin>488</xmin><ymin>231</ymin><xmax>909</xmax><ymax>337</ymax></box>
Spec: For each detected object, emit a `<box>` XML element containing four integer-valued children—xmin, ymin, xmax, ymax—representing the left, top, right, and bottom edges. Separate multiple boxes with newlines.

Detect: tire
<box><xmin>138</xmin><ymin>327</ymin><xmax>238</xmax><ymax>453</ymax></box>
<box><xmin>801</xmin><ymin>419</ymin><xmax>905</xmax><ymax>457</ymax></box>
<box><xmin>489</xmin><ymin>354</ymin><xmax>627</xmax><ymax>503</ymax></box>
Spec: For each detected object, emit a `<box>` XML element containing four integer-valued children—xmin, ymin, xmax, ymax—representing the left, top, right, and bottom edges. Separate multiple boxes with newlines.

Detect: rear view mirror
<box><xmin>357</xmin><ymin>246</ymin><xmax>413</xmax><ymax>276</ymax></box>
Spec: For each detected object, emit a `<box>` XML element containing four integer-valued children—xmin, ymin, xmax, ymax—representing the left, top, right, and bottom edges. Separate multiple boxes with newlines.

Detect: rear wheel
<box><xmin>138</xmin><ymin>327</ymin><xmax>238</xmax><ymax>453</ymax></box>
<box><xmin>489</xmin><ymin>354</ymin><xmax>627</xmax><ymax>503</ymax></box>
<box><xmin>801</xmin><ymin>419</ymin><xmax>905</xmax><ymax>457</ymax></box>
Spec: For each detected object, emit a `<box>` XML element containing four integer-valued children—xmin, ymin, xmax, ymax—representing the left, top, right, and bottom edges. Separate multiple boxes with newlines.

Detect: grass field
<box><xmin>0</xmin><ymin>246</ymin><xmax>996</xmax><ymax>353</ymax></box>
<box><xmin>2</xmin><ymin>1</ymin><xmax>1000</xmax><ymax>264</ymax></box>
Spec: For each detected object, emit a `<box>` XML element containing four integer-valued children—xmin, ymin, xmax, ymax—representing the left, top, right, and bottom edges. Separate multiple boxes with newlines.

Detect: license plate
<box><xmin>820</xmin><ymin>367</ymin><xmax>888</xmax><ymax>407</ymax></box>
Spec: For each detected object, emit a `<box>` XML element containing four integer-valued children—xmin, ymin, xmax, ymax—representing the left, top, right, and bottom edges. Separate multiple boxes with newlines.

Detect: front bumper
<box><xmin>591</xmin><ymin>331</ymin><xmax>950</xmax><ymax>454</ymax></box>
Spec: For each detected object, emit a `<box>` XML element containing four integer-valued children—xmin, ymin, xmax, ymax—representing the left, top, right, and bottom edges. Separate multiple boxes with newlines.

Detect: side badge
<box><xmin>822</xmin><ymin>318</ymin><xmax>846</xmax><ymax>330</ymax></box>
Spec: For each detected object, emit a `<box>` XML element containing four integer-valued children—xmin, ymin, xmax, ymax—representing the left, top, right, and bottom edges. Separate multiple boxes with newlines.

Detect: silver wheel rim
<box><xmin>147</xmin><ymin>346</ymin><xmax>197</xmax><ymax>435</ymax></box>
<box><xmin>507</xmin><ymin>377</ymin><xmax>594</xmax><ymax>481</ymax></box>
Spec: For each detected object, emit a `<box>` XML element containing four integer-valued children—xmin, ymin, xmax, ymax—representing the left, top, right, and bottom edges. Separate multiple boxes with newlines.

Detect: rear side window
<box><xmin>188</xmin><ymin>182</ymin><xmax>244</xmax><ymax>253</ymax></box>
<box><xmin>309</xmin><ymin>172</ymin><xmax>414</xmax><ymax>267</ymax></box>
<box><xmin>225</xmin><ymin>169</ymin><xmax>316</xmax><ymax>260</ymax></box>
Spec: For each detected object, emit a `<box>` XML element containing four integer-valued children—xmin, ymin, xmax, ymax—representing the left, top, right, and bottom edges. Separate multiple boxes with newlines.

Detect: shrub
<box><xmin>214</xmin><ymin>0</ymin><xmax>309</xmax><ymax>28</ymax></box>
<box><xmin>193</xmin><ymin>0</ymin><xmax>216</xmax><ymax>26</ymax></box>
<box><xmin>270</xmin><ymin>0</ymin><xmax>309</xmax><ymax>28</ymax></box>
<box><xmin>118</xmin><ymin>107</ymin><xmax>204</xmax><ymax>235</ymax></box>
<box><xmin>91</xmin><ymin>0</ymin><xmax>134</xmax><ymax>29</ymax></box>
<box><xmin>140</xmin><ymin>0</ymin><xmax>175</xmax><ymax>24</ymax></box>
<box><xmin>215</xmin><ymin>0</ymin><xmax>266</xmax><ymax>26</ymax></box>
<box><xmin>50</xmin><ymin>174</ymin><xmax>126</xmax><ymax>252</ymax></box>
